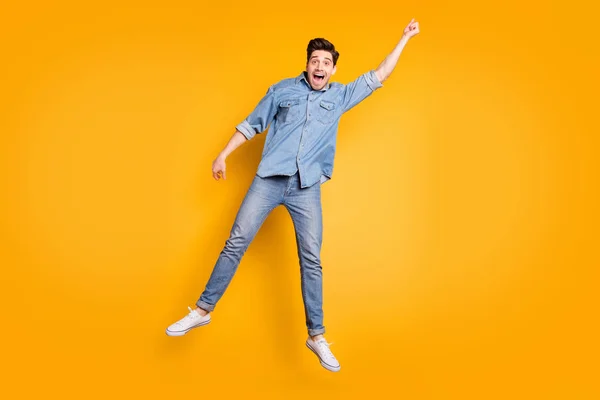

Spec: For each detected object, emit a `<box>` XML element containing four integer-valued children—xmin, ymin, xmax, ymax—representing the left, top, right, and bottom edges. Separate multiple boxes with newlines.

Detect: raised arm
<box><xmin>375</xmin><ymin>18</ymin><xmax>420</xmax><ymax>83</ymax></box>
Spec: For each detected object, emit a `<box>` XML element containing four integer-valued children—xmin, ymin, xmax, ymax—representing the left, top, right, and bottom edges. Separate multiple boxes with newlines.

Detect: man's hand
<box><xmin>403</xmin><ymin>18</ymin><xmax>420</xmax><ymax>39</ymax></box>
<box><xmin>212</xmin><ymin>155</ymin><xmax>227</xmax><ymax>181</ymax></box>
<box><xmin>210</xmin><ymin>130</ymin><xmax>250</xmax><ymax>181</ymax></box>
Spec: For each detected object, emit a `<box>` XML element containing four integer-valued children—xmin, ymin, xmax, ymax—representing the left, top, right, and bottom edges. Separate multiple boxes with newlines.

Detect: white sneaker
<box><xmin>166</xmin><ymin>307</ymin><xmax>211</xmax><ymax>336</ymax></box>
<box><xmin>306</xmin><ymin>337</ymin><xmax>341</xmax><ymax>372</ymax></box>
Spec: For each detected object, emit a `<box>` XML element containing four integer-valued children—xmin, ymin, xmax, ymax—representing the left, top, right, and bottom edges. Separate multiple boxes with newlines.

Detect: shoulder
<box><xmin>270</xmin><ymin>77</ymin><xmax>299</xmax><ymax>91</ymax></box>
<box><xmin>262</xmin><ymin>76</ymin><xmax>303</xmax><ymax>103</ymax></box>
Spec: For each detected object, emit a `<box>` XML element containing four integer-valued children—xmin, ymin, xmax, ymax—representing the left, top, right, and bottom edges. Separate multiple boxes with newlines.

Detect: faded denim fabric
<box><xmin>197</xmin><ymin>172</ymin><xmax>326</xmax><ymax>336</ymax></box>
<box><xmin>236</xmin><ymin>70</ymin><xmax>383</xmax><ymax>188</ymax></box>
<box><xmin>196</xmin><ymin>70</ymin><xmax>383</xmax><ymax>336</ymax></box>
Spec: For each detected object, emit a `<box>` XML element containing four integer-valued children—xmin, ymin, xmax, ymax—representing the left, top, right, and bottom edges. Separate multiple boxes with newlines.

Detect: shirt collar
<box><xmin>296</xmin><ymin>71</ymin><xmax>330</xmax><ymax>91</ymax></box>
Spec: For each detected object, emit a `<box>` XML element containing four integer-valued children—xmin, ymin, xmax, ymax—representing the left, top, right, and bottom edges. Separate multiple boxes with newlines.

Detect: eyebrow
<box><xmin>310</xmin><ymin>56</ymin><xmax>332</xmax><ymax>62</ymax></box>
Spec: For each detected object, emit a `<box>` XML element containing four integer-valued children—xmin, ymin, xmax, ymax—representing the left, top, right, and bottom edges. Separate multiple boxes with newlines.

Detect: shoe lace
<box><xmin>185</xmin><ymin>306</ymin><xmax>197</xmax><ymax>319</ymax></box>
<box><xmin>317</xmin><ymin>340</ymin><xmax>336</xmax><ymax>359</ymax></box>
<box><xmin>175</xmin><ymin>306</ymin><xmax>197</xmax><ymax>327</ymax></box>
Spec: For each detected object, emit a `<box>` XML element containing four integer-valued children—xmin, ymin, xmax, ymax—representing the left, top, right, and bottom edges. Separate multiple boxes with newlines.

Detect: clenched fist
<box><xmin>403</xmin><ymin>18</ymin><xmax>420</xmax><ymax>39</ymax></box>
<box><xmin>212</xmin><ymin>155</ymin><xmax>227</xmax><ymax>181</ymax></box>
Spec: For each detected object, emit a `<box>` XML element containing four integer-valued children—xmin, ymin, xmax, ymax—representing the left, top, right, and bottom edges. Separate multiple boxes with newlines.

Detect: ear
<box><xmin>332</xmin><ymin>66</ymin><xmax>337</xmax><ymax>75</ymax></box>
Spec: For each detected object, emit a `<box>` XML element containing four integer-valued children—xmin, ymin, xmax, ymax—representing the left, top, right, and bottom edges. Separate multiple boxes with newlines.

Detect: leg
<box><xmin>196</xmin><ymin>174</ymin><xmax>283</xmax><ymax>311</ymax></box>
<box><xmin>283</xmin><ymin>174</ymin><xmax>325</xmax><ymax>337</ymax></box>
<box><xmin>284</xmin><ymin>176</ymin><xmax>340</xmax><ymax>372</ymax></box>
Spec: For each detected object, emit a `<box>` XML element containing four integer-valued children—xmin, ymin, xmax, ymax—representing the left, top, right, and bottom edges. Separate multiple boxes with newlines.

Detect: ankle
<box><xmin>311</xmin><ymin>334</ymin><xmax>324</xmax><ymax>342</ymax></box>
<box><xmin>195</xmin><ymin>307</ymin><xmax>209</xmax><ymax>317</ymax></box>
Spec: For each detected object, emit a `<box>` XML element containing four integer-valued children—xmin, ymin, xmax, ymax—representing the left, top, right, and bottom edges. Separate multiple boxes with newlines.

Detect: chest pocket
<box><xmin>277</xmin><ymin>98</ymin><xmax>302</xmax><ymax>125</ymax></box>
<box><xmin>316</xmin><ymin>100</ymin><xmax>337</xmax><ymax>124</ymax></box>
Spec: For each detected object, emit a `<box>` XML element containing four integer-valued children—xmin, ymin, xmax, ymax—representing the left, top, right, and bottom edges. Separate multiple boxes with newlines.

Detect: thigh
<box><xmin>284</xmin><ymin>182</ymin><xmax>323</xmax><ymax>249</ymax></box>
<box><xmin>230</xmin><ymin>175</ymin><xmax>284</xmax><ymax>237</ymax></box>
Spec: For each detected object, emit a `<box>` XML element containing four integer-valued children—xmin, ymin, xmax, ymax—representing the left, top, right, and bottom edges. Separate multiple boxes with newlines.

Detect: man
<box><xmin>166</xmin><ymin>18</ymin><xmax>420</xmax><ymax>372</ymax></box>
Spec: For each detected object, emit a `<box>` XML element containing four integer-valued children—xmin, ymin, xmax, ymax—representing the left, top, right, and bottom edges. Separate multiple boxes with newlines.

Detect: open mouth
<box><xmin>313</xmin><ymin>73</ymin><xmax>325</xmax><ymax>84</ymax></box>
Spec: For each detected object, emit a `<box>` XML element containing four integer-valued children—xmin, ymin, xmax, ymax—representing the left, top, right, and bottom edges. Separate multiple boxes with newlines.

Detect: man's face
<box><xmin>306</xmin><ymin>50</ymin><xmax>336</xmax><ymax>90</ymax></box>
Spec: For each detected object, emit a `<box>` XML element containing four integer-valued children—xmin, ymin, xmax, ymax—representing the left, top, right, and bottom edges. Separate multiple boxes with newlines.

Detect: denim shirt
<box><xmin>236</xmin><ymin>69</ymin><xmax>383</xmax><ymax>188</ymax></box>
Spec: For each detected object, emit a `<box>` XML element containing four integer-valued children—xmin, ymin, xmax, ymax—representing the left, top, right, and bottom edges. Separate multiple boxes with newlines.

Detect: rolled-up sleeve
<box><xmin>235</xmin><ymin>85</ymin><xmax>278</xmax><ymax>140</ymax></box>
<box><xmin>340</xmin><ymin>70</ymin><xmax>383</xmax><ymax>113</ymax></box>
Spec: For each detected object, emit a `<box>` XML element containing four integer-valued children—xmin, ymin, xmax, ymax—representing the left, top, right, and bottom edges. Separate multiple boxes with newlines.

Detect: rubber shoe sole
<box><xmin>165</xmin><ymin>318</ymin><xmax>211</xmax><ymax>337</ymax></box>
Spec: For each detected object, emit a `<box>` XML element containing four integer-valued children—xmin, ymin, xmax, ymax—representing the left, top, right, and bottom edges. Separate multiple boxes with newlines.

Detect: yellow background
<box><xmin>1</xmin><ymin>0</ymin><xmax>598</xmax><ymax>398</ymax></box>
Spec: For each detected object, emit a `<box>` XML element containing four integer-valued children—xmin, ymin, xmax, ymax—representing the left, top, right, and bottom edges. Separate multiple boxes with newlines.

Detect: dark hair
<box><xmin>306</xmin><ymin>38</ymin><xmax>339</xmax><ymax>66</ymax></box>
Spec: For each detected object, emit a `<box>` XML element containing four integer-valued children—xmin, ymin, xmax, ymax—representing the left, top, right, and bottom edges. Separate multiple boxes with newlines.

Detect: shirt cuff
<box><xmin>367</xmin><ymin>69</ymin><xmax>384</xmax><ymax>91</ymax></box>
<box><xmin>235</xmin><ymin>120</ymin><xmax>255</xmax><ymax>140</ymax></box>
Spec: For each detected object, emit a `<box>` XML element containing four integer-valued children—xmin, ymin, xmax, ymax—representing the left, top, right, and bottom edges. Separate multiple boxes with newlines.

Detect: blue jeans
<box><xmin>196</xmin><ymin>172</ymin><xmax>326</xmax><ymax>336</ymax></box>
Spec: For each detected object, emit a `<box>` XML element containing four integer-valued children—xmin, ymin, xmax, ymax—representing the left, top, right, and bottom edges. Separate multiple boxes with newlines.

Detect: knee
<box><xmin>222</xmin><ymin>227</ymin><xmax>254</xmax><ymax>255</ymax></box>
<box><xmin>299</xmin><ymin>246</ymin><xmax>322</xmax><ymax>269</ymax></box>
<box><xmin>223</xmin><ymin>237</ymin><xmax>247</xmax><ymax>254</ymax></box>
